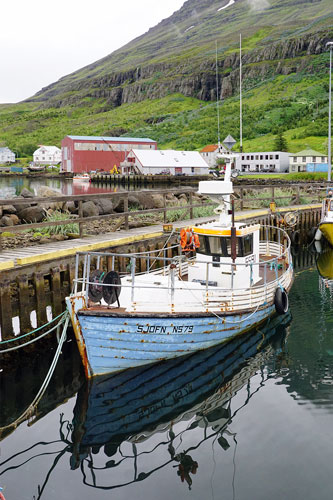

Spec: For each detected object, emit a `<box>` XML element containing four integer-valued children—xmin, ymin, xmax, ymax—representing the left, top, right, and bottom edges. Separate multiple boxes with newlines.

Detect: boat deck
<box><xmin>79</xmin><ymin>253</ymin><xmax>288</xmax><ymax>316</ymax></box>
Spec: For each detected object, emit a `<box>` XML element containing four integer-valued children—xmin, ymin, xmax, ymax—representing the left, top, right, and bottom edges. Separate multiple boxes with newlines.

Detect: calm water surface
<box><xmin>1</xmin><ymin>254</ymin><xmax>333</xmax><ymax>500</ymax></box>
<box><xmin>0</xmin><ymin>176</ymin><xmax>170</xmax><ymax>198</ymax></box>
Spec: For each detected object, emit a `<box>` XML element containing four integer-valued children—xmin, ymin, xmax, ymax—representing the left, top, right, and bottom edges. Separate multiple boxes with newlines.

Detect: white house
<box><xmin>0</xmin><ymin>147</ymin><xmax>15</xmax><ymax>164</ymax></box>
<box><xmin>289</xmin><ymin>149</ymin><xmax>328</xmax><ymax>172</ymax></box>
<box><xmin>33</xmin><ymin>145</ymin><xmax>62</xmax><ymax>165</ymax></box>
<box><xmin>200</xmin><ymin>144</ymin><xmax>227</xmax><ymax>168</ymax></box>
<box><xmin>122</xmin><ymin>149</ymin><xmax>209</xmax><ymax>176</ymax></box>
<box><xmin>235</xmin><ymin>151</ymin><xmax>290</xmax><ymax>173</ymax></box>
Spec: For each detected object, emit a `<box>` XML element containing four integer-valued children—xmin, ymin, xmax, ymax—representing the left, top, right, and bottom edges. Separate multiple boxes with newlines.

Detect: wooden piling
<box><xmin>17</xmin><ymin>274</ymin><xmax>32</xmax><ymax>333</ymax></box>
<box><xmin>0</xmin><ymin>279</ymin><xmax>14</xmax><ymax>339</ymax></box>
<box><xmin>33</xmin><ymin>272</ymin><xmax>48</xmax><ymax>327</ymax></box>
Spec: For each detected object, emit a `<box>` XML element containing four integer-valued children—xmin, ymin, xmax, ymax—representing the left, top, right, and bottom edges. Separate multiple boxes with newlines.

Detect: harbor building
<box><xmin>61</xmin><ymin>136</ymin><xmax>157</xmax><ymax>173</ymax></box>
<box><xmin>121</xmin><ymin>149</ymin><xmax>209</xmax><ymax>175</ymax></box>
<box><xmin>0</xmin><ymin>147</ymin><xmax>15</xmax><ymax>164</ymax></box>
<box><xmin>235</xmin><ymin>151</ymin><xmax>289</xmax><ymax>173</ymax></box>
<box><xmin>33</xmin><ymin>145</ymin><xmax>62</xmax><ymax>165</ymax></box>
<box><xmin>200</xmin><ymin>144</ymin><xmax>227</xmax><ymax>168</ymax></box>
<box><xmin>289</xmin><ymin>149</ymin><xmax>328</xmax><ymax>173</ymax></box>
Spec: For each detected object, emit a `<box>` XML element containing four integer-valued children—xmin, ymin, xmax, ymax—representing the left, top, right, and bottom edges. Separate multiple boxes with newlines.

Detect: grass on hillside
<box><xmin>0</xmin><ymin>50</ymin><xmax>331</xmax><ymax>156</ymax></box>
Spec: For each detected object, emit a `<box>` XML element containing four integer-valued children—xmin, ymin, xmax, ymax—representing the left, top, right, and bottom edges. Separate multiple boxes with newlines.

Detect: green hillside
<box><xmin>0</xmin><ymin>0</ymin><xmax>332</xmax><ymax>156</ymax></box>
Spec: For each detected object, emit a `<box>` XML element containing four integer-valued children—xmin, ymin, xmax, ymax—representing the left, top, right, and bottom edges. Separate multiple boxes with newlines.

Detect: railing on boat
<box><xmin>72</xmin><ymin>226</ymin><xmax>292</xmax><ymax>313</ymax></box>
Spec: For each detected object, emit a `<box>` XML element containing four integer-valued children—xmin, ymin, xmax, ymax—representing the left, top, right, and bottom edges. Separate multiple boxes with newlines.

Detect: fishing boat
<box><xmin>66</xmin><ymin>159</ymin><xmax>293</xmax><ymax>378</ymax></box>
<box><xmin>316</xmin><ymin>187</ymin><xmax>333</xmax><ymax>247</ymax></box>
<box><xmin>73</xmin><ymin>173</ymin><xmax>91</xmax><ymax>182</ymax></box>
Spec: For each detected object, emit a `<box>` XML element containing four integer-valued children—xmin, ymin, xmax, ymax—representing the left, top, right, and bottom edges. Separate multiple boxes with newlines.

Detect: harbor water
<box><xmin>1</xmin><ymin>249</ymin><xmax>333</xmax><ymax>500</ymax></box>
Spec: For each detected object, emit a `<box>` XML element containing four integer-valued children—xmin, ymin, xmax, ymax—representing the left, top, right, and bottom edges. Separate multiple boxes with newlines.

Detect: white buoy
<box><xmin>315</xmin><ymin>228</ymin><xmax>322</xmax><ymax>241</ymax></box>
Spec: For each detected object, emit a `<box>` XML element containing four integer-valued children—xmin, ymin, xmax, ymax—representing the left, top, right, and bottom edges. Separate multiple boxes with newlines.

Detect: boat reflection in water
<box><xmin>69</xmin><ymin>312</ymin><xmax>291</xmax><ymax>491</ymax></box>
<box><xmin>316</xmin><ymin>242</ymin><xmax>333</xmax><ymax>296</ymax></box>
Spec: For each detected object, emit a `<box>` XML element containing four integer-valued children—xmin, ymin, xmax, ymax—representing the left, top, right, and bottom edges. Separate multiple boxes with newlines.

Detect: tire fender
<box><xmin>274</xmin><ymin>287</ymin><xmax>289</xmax><ymax>315</ymax></box>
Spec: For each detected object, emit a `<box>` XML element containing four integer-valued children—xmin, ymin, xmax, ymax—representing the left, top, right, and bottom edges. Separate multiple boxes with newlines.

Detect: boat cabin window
<box><xmin>197</xmin><ymin>234</ymin><xmax>253</xmax><ymax>257</ymax></box>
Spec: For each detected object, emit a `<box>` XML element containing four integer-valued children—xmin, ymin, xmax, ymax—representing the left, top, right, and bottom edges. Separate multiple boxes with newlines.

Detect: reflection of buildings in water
<box><xmin>0</xmin><ymin>314</ymin><xmax>290</xmax><ymax>496</ymax></box>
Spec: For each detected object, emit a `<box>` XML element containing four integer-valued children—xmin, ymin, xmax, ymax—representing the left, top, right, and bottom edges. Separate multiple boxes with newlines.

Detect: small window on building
<box><xmin>255</xmin><ymin>155</ymin><xmax>259</xmax><ymax>160</ymax></box>
<box><xmin>293</xmin><ymin>157</ymin><xmax>297</xmax><ymax>162</ymax></box>
<box><xmin>270</xmin><ymin>155</ymin><xmax>273</xmax><ymax>159</ymax></box>
<box><xmin>312</xmin><ymin>157</ymin><xmax>316</xmax><ymax>162</ymax></box>
<box><xmin>265</xmin><ymin>155</ymin><xmax>268</xmax><ymax>160</ymax></box>
<box><xmin>260</xmin><ymin>155</ymin><xmax>263</xmax><ymax>160</ymax></box>
<box><xmin>322</xmin><ymin>157</ymin><xmax>325</xmax><ymax>162</ymax></box>
<box><xmin>191</xmin><ymin>167</ymin><xmax>195</xmax><ymax>173</ymax></box>
<box><xmin>302</xmin><ymin>157</ymin><xmax>306</xmax><ymax>162</ymax></box>
<box><xmin>275</xmin><ymin>155</ymin><xmax>279</xmax><ymax>159</ymax></box>
<box><xmin>251</xmin><ymin>155</ymin><xmax>254</xmax><ymax>160</ymax></box>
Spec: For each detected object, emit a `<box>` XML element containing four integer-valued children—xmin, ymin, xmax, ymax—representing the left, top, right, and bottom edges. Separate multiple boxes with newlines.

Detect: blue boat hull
<box><xmin>75</xmin><ymin>304</ymin><xmax>276</xmax><ymax>377</ymax></box>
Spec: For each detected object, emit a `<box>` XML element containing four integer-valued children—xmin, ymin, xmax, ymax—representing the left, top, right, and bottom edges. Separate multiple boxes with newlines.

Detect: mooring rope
<box><xmin>0</xmin><ymin>313</ymin><xmax>70</xmax><ymax>436</ymax></box>
<box><xmin>0</xmin><ymin>312</ymin><xmax>68</xmax><ymax>353</ymax></box>
<box><xmin>0</xmin><ymin>311</ymin><xmax>67</xmax><ymax>345</ymax></box>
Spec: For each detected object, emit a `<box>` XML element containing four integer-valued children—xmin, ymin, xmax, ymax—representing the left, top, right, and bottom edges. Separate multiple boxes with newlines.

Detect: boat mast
<box><xmin>239</xmin><ymin>33</ymin><xmax>243</xmax><ymax>154</ymax></box>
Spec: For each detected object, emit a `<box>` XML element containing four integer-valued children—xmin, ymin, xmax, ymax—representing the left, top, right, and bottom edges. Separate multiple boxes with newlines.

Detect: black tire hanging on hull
<box><xmin>274</xmin><ymin>287</ymin><xmax>289</xmax><ymax>315</ymax></box>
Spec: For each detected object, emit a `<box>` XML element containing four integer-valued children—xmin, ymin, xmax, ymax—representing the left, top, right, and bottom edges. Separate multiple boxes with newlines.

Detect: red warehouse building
<box><xmin>61</xmin><ymin>135</ymin><xmax>157</xmax><ymax>173</ymax></box>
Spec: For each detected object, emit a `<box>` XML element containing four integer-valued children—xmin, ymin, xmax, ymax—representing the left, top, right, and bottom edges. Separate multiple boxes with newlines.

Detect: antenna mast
<box><xmin>239</xmin><ymin>33</ymin><xmax>243</xmax><ymax>153</ymax></box>
<box><xmin>216</xmin><ymin>41</ymin><xmax>221</xmax><ymax>149</ymax></box>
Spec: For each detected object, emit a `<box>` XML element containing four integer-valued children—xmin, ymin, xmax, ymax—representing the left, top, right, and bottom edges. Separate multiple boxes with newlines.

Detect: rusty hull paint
<box><xmin>68</xmin><ymin>296</ymin><xmax>92</xmax><ymax>378</ymax></box>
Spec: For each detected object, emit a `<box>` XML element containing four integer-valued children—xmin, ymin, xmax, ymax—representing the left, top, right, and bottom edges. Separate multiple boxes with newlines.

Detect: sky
<box><xmin>1</xmin><ymin>0</ymin><xmax>185</xmax><ymax>104</ymax></box>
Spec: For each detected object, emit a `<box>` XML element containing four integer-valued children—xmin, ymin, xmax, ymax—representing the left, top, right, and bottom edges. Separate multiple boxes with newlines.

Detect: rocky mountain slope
<box><xmin>29</xmin><ymin>0</ymin><xmax>332</xmax><ymax>109</ymax></box>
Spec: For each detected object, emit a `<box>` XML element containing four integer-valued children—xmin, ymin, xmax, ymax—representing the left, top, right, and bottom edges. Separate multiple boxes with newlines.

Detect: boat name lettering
<box><xmin>137</xmin><ymin>325</ymin><xmax>194</xmax><ymax>334</ymax></box>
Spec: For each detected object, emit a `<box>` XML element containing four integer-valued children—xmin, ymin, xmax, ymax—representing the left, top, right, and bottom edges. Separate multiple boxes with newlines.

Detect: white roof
<box><xmin>130</xmin><ymin>149</ymin><xmax>209</xmax><ymax>168</ymax></box>
<box><xmin>34</xmin><ymin>146</ymin><xmax>61</xmax><ymax>154</ymax></box>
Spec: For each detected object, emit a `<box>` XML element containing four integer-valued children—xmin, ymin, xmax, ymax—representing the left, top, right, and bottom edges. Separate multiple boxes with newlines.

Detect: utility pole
<box><xmin>327</xmin><ymin>41</ymin><xmax>333</xmax><ymax>182</ymax></box>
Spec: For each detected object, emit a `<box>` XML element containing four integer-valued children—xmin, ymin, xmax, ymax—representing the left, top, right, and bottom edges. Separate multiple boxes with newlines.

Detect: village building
<box><xmin>0</xmin><ymin>147</ymin><xmax>15</xmax><ymax>164</ymax></box>
<box><xmin>199</xmin><ymin>144</ymin><xmax>227</xmax><ymax>168</ymax></box>
<box><xmin>61</xmin><ymin>135</ymin><xmax>157</xmax><ymax>173</ymax></box>
<box><xmin>235</xmin><ymin>151</ymin><xmax>290</xmax><ymax>173</ymax></box>
<box><xmin>289</xmin><ymin>149</ymin><xmax>328</xmax><ymax>173</ymax></box>
<box><xmin>33</xmin><ymin>146</ymin><xmax>62</xmax><ymax>165</ymax></box>
<box><xmin>122</xmin><ymin>149</ymin><xmax>209</xmax><ymax>176</ymax></box>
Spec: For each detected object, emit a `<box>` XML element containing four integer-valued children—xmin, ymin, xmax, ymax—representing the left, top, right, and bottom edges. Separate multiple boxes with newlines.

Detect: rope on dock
<box><xmin>0</xmin><ymin>313</ymin><xmax>70</xmax><ymax>436</ymax></box>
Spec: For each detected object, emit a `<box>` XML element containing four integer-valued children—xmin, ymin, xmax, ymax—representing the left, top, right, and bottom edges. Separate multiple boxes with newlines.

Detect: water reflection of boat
<box><xmin>73</xmin><ymin>173</ymin><xmax>91</xmax><ymax>182</ymax></box>
<box><xmin>69</xmin><ymin>313</ymin><xmax>291</xmax><ymax>489</ymax></box>
<box><xmin>316</xmin><ymin>245</ymin><xmax>333</xmax><ymax>295</ymax></box>
<box><xmin>0</xmin><ymin>314</ymin><xmax>290</xmax><ymax>497</ymax></box>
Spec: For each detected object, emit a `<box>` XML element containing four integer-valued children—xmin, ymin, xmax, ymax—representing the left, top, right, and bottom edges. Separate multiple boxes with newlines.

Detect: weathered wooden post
<box><xmin>163</xmin><ymin>193</ymin><xmax>167</xmax><ymax>224</ymax></box>
<box><xmin>189</xmin><ymin>191</ymin><xmax>193</xmax><ymax>219</ymax></box>
<box><xmin>240</xmin><ymin>188</ymin><xmax>244</xmax><ymax>211</ymax></box>
<box><xmin>51</xmin><ymin>267</ymin><xmax>62</xmax><ymax>317</ymax></box>
<box><xmin>0</xmin><ymin>279</ymin><xmax>13</xmax><ymax>339</ymax></box>
<box><xmin>78</xmin><ymin>201</ymin><xmax>84</xmax><ymax>237</ymax></box>
<box><xmin>124</xmin><ymin>193</ymin><xmax>129</xmax><ymax>230</ymax></box>
<box><xmin>33</xmin><ymin>272</ymin><xmax>48</xmax><ymax>327</ymax></box>
<box><xmin>17</xmin><ymin>274</ymin><xmax>32</xmax><ymax>333</ymax></box>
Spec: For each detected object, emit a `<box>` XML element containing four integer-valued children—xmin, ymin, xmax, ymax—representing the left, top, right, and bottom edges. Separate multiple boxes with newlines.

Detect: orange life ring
<box><xmin>180</xmin><ymin>228</ymin><xmax>200</xmax><ymax>252</ymax></box>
